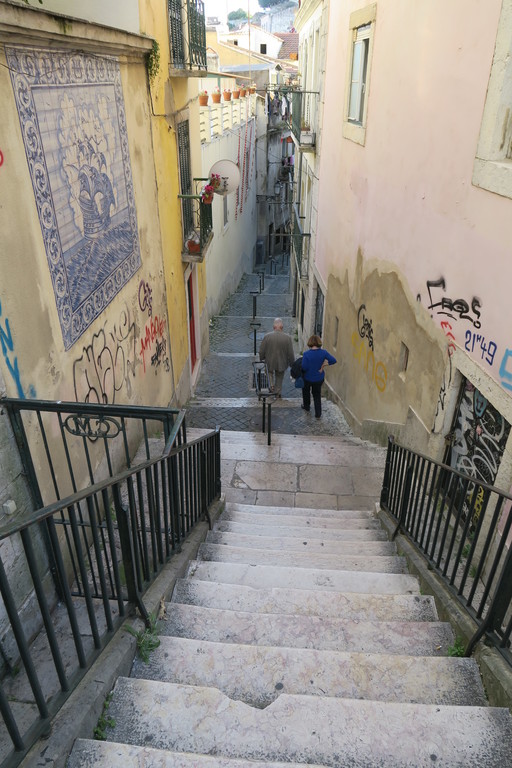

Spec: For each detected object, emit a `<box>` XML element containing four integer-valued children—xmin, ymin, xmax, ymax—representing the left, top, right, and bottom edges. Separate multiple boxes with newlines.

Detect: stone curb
<box><xmin>21</xmin><ymin>497</ymin><xmax>225</xmax><ymax>768</ymax></box>
<box><xmin>377</xmin><ymin>504</ymin><xmax>512</xmax><ymax>712</ymax></box>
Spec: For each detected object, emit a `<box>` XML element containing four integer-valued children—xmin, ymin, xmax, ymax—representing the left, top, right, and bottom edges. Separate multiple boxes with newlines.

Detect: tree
<box><xmin>228</xmin><ymin>9</ymin><xmax>248</xmax><ymax>22</ymax></box>
<box><xmin>257</xmin><ymin>0</ymin><xmax>285</xmax><ymax>8</ymax></box>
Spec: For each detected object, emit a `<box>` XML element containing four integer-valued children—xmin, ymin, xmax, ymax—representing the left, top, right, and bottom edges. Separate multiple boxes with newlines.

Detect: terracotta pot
<box><xmin>239</xmin><ymin>88</ymin><xmax>247</xmax><ymax>97</ymax></box>
<box><xmin>187</xmin><ymin>240</ymin><xmax>201</xmax><ymax>254</ymax></box>
<box><xmin>232</xmin><ymin>90</ymin><xmax>240</xmax><ymax>99</ymax></box>
<box><xmin>212</xmin><ymin>93</ymin><xmax>221</xmax><ymax>104</ymax></box>
<box><xmin>198</xmin><ymin>94</ymin><xmax>208</xmax><ymax>106</ymax></box>
<box><xmin>202</xmin><ymin>193</ymin><xmax>214</xmax><ymax>205</ymax></box>
<box><xmin>223</xmin><ymin>91</ymin><xmax>232</xmax><ymax>101</ymax></box>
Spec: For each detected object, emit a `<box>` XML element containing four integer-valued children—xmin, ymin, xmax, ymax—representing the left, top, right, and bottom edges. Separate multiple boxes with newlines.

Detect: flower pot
<box><xmin>239</xmin><ymin>88</ymin><xmax>247</xmax><ymax>97</ymax></box>
<box><xmin>202</xmin><ymin>193</ymin><xmax>214</xmax><ymax>205</ymax></box>
<box><xmin>187</xmin><ymin>240</ymin><xmax>201</xmax><ymax>254</ymax></box>
<box><xmin>198</xmin><ymin>94</ymin><xmax>208</xmax><ymax>106</ymax></box>
<box><xmin>223</xmin><ymin>91</ymin><xmax>232</xmax><ymax>101</ymax></box>
<box><xmin>232</xmin><ymin>90</ymin><xmax>240</xmax><ymax>99</ymax></box>
<box><xmin>212</xmin><ymin>93</ymin><xmax>221</xmax><ymax>104</ymax></box>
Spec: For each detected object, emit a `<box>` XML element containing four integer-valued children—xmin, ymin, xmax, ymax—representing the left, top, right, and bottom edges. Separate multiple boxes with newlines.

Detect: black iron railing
<box><xmin>291</xmin><ymin>204</ymin><xmax>310</xmax><ymax>280</ymax></box>
<box><xmin>290</xmin><ymin>90</ymin><xmax>318</xmax><ymax>148</ymax></box>
<box><xmin>0</xmin><ymin>401</ymin><xmax>221</xmax><ymax>766</ymax></box>
<box><xmin>381</xmin><ymin>436</ymin><xmax>512</xmax><ymax>663</ymax></box>
<box><xmin>168</xmin><ymin>0</ymin><xmax>207</xmax><ymax>71</ymax></box>
<box><xmin>179</xmin><ymin>180</ymin><xmax>214</xmax><ymax>261</ymax></box>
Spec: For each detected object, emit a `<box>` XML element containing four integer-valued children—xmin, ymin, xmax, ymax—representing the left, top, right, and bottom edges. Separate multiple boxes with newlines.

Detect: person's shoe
<box><xmin>315</xmin><ymin>414</ymin><xmax>321</xmax><ymax>419</ymax></box>
<box><xmin>301</xmin><ymin>405</ymin><xmax>310</xmax><ymax>412</ymax></box>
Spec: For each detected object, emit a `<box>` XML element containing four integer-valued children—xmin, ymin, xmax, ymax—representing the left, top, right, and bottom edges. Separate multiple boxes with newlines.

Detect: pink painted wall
<box><xmin>316</xmin><ymin>0</ymin><xmax>511</xmax><ymax>392</ymax></box>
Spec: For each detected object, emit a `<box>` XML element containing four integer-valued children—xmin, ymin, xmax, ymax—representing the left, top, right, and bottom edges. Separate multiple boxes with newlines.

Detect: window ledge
<box><xmin>343</xmin><ymin>120</ymin><xmax>366</xmax><ymax>146</ymax></box>
<box><xmin>472</xmin><ymin>157</ymin><xmax>512</xmax><ymax>199</ymax></box>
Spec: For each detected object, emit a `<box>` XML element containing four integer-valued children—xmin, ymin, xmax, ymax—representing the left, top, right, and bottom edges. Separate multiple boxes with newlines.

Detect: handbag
<box><xmin>294</xmin><ymin>375</ymin><xmax>304</xmax><ymax>389</ymax></box>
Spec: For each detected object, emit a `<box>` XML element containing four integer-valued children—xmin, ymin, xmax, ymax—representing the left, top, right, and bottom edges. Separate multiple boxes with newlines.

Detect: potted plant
<box><xmin>239</xmin><ymin>86</ymin><xmax>247</xmax><ymax>97</ymax></box>
<box><xmin>201</xmin><ymin>182</ymin><xmax>215</xmax><ymax>204</ymax></box>
<box><xmin>212</xmin><ymin>86</ymin><xmax>221</xmax><ymax>104</ymax></box>
<box><xmin>198</xmin><ymin>89</ymin><xmax>208</xmax><ymax>107</ymax></box>
<box><xmin>223</xmin><ymin>88</ymin><xmax>232</xmax><ymax>101</ymax></box>
<box><xmin>232</xmin><ymin>87</ymin><xmax>240</xmax><ymax>99</ymax></box>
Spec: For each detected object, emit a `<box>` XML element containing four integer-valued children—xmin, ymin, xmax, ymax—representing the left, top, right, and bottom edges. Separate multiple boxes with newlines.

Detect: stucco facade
<box><xmin>297</xmin><ymin>0</ymin><xmax>512</xmax><ymax>495</ymax></box>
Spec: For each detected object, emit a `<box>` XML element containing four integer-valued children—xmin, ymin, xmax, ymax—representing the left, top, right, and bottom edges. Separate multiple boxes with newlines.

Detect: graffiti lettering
<box><xmin>150</xmin><ymin>338</ymin><xmax>170</xmax><ymax>371</ymax></box>
<box><xmin>435</xmin><ymin>356</ymin><xmax>453</xmax><ymax>422</ymax></box>
<box><xmin>140</xmin><ymin>314</ymin><xmax>167</xmax><ymax>373</ymax></box>
<box><xmin>499</xmin><ymin>349</ymin><xmax>512</xmax><ymax>392</ymax></box>
<box><xmin>440</xmin><ymin>320</ymin><xmax>456</xmax><ymax>357</ymax></box>
<box><xmin>0</xmin><ymin>300</ymin><xmax>32</xmax><ymax>398</ymax></box>
<box><xmin>0</xmin><ymin>150</ymin><xmax>3</xmax><ymax>167</ymax></box>
<box><xmin>426</xmin><ymin>278</ymin><xmax>482</xmax><ymax>328</ymax></box>
<box><xmin>138</xmin><ymin>279</ymin><xmax>153</xmax><ymax>317</ymax></box>
<box><xmin>357</xmin><ymin>304</ymin><xmax>374</xmax><ymax>351</ymax></box>
<box><xmin>464</xmin><ymin>331</ymin><xmax>497</xmax><ymax>366</ymax></box>
<box><xmin>73</xmin><ymin>307</ymin><xmax>137</xmax><ymax>404</ymax></box>
<box><xmin>351</xmin><ymin>331</ymin><xmax>387</xmax><ymax>393</ymax></box>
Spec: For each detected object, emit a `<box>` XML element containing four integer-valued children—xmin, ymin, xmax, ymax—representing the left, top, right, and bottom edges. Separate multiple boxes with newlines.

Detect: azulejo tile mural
<box><xmin>7</xmin><ymin>47</ymin><xmax>142</xmax><ymax>349</ymax></box>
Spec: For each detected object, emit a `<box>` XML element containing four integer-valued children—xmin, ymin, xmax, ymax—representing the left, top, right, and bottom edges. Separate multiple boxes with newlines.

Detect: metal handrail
<box><xmin>381</xmin><ymin>435</ymin><xmax>512</xmax><ymax>662</ymax></box>
<box><xmin>0</xmin><ymin>405</ymin><xmax>221</xmax><ymax>766</ymax></box>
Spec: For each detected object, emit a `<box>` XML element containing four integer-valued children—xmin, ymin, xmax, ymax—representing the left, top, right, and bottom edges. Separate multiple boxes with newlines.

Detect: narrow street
<box><xmin>186</xmin><ymin>262</ymin><xmax>352</xmax><ymax>437</ymax></box>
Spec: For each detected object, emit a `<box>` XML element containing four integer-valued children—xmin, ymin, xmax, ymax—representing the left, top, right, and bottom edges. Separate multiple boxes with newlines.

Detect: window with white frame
<box><xmin>343</xmin><ymin>3</ymin><xmax>377</xmax><ymax>146</ymax></box>
<box><xmin>473</xmin><ymin>0</ymin><xmax>512</xmax><ymax>199</ymax></box>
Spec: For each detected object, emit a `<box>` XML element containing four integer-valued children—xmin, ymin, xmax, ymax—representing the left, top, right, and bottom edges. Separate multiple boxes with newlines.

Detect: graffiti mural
<box><xmin>73</xmin><ymin>307</ymin><xmax>137</xmax><ymax>404</ymax></box>
<box><xmin>7</xmin><ymin>47</ymin><xmax>141</xmax><ymax>350</ymax></box>
<box><xmin>449</xmin><ymin>379</ymin><xmax>510</xmax><ymax>488</ymax></box>
<box><xmin>0</xmin><ymin>301</ymin><xmax>36</xmax><ymax>399</ymax></box>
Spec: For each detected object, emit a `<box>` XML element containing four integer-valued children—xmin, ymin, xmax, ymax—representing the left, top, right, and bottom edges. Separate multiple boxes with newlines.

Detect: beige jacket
<box><xmin>259</xmin><ymin>330</ymin><xmax>295</xmax><ymax>372</ymax></box>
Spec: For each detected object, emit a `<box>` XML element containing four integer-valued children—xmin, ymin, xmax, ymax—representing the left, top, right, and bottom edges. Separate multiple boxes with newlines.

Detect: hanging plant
<box><xmin>146</xmin><ymin>40</ymin><xmax>160</xmax><ymax>86</ymax></box>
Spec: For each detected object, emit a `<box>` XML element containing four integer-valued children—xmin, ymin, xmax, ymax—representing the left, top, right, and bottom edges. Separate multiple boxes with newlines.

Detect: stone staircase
<box><xmin>66</xmin><ymin>431</ymin><xmax>512</xmax><ymax>767</ymax></box>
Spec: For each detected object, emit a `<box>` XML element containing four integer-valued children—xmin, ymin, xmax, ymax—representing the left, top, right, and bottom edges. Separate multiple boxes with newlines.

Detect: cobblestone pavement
<box><xmin>186</xmin><ymin>262</ymin><xmax>352</xmax><ymax>437</ymax></box>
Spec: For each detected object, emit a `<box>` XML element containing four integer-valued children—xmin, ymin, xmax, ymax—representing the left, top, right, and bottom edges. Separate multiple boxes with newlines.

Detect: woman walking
<box><xmin>301</xmin><ymin>335</ymin><xmax>337</xmax><ymax>418</ymax></box>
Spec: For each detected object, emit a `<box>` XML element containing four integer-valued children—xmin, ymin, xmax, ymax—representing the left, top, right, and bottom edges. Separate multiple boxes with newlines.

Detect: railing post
<box><xmin>392</xmin><ymin>463</ymin><xmax>413</xmax><ymax>541</ymax></box>
<box><xmin>262</xmin><ymin>397</ymin><xmax>266</xmax><ymax>433</ymax></box>
<box><xmin>466</xmin><ymin>543</ymin><xmax>512</xmax><ymax>656</ymax></box>
<box><xmin>267</xmin><ymin>402</ymin><xmax>272</xmax><ymax>446</ymax></box>
<box><xmin>380</xmin><ymin>435</ymin><xmax>394</xmax><ymax>509</ymax></box>
<box><xmin>251</xmin><ymin>291</ymin><xmax>258</xmax><ymax>319</ymax></box>
<box><xmin>113</xmin><ymin>483</ymin><xmax>149</xmax><ymax>626</ymax></box>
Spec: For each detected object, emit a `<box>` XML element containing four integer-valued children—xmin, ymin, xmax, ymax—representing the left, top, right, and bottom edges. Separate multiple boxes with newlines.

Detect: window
<box><xmin>260</xmin><ymin>43</ymin><xmax>267</xmax><ymax>54</ymax></box>
<box><xmin>473</xmin><ymin>0</ymin><xmax>512</xmax><ymax>199</ymax></box>
<box><xmin>343</xmin><ymin>3</ymin><xmax>376</xmax><ymax>146</ymax></box>
<box><xmin>223</xmin><ymin>195</ymin><xmax>228</xmax><ymax>227</ymax></box>
<box><xmin>177</xmin><ymin>120</ymin><xmax>193</xmax><ymax>237</ymax></box>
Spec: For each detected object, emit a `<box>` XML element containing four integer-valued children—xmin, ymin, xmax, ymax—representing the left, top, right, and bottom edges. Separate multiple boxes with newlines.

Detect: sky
<box><xmin>203</xmin><ymin>0</ymin><xmax>262</xmax><ymax>21</ymax></box>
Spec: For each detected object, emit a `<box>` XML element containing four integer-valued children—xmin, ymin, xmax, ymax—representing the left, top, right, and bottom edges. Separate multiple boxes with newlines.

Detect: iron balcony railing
<box><xmin>290</xmin><ymin>90</ymin><xmax>318</xmax><ymax>149</ymax></box>
<box><xmin>0</xmin><ymin>400</ymin><xmax>221</xmax><ymax>766</ymax></box>
<box><xmin>179</xmin><ymin>178</ymin><xmax>214</xmax><ymax>262</ymax></box>
<box><xmin>168</xmin><ymin>0</ymin><xmax>207</xmax><ymax>72</ymax></box>
<box><xmin>381</xmin><ymin>436</ymin><xmax>512</xmax><ymax>663</ymax></box>
<box><xmin>291</xmin><ymin>203</ymin><xmax>310</xmax><ymax>280</ymax></box>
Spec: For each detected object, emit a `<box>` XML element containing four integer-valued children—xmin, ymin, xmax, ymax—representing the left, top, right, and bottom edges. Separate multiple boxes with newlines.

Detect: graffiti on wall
<box><xmin>73</xmin><ymin>307</ymin><xmax>137</xmax><ymax>404</ymax></box>
<box><xmin>0</xmin><ymin>301</ymin><xmax>36</xmax><ymax>399</ymax></box>
<box><xmin>449</xmin><ymin>379</ymin><xmax>510</xmax><ymax>487</ymax></box>
<box><xmin>357</xmin><ymin>304</ymin><xmax>374</xmax><ymax>351</ymax></box>
<box><xmin>138</xmin><ymin>280</ymin><xmax>153</xmax><ymax>318</ymax></box>
<box><xmin>351</xmin><ymin>305</ymin><xmax>387</xmax><ymax>393</ymax></box>
<box><xmin>419</xmin><ymin>276</ymin><xmax>512</xmax><ymax>395</ymax></box>
<box><xmin>140</xmin><ymin>314</ymin><xmax>170</xmax><ymax>374</ymax></box>
<box><xmin>6</xmin><ymin>47</ymin><xmax>141</xmax><ymax>350</ymax></box>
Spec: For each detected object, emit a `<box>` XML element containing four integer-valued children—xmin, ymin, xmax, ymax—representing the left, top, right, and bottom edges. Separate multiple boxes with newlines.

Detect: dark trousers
<box><xmin>303</xmin><ymin>379</ymin><xmax>323</xmax><ymax>417</ymax></box>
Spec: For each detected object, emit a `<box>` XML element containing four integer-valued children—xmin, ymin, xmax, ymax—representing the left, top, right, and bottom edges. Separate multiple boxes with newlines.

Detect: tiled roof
<box><xmin>275</xmin><ymin>33</ymin><xmax>299</xmax><ymax>60</ymax></box>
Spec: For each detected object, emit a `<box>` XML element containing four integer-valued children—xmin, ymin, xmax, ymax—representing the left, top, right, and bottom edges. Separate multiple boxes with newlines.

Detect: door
<box><xmin>187</xmin><ymin>272</ymin><xmax>197</xmax><ymax>371</ymax></box>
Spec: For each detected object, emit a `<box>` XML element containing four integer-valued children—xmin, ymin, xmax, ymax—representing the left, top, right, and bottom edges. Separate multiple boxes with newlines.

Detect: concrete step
<box><xmin>67</xmin><ymin>739</ymin><xmax>327</xmax><ymax>768</ymax></box>
<box><xmin>185</xmin><ymin>559</ymin><xmax>420</xmax><ymax>594</ymax></box>
<box><xmin>205</xmin><ymin>529</ymin><xmax>393</xmax><ymax>554</ymax></box>
<box><xmin>160</xmin><ymin>603</ymin><xmax>454</xmax><ymax>655</ymax></box>
<box><xmin>225</xmin><ymin>502</ymin><xmax>374</xmax><ymax>519</ymax></box>
<box><xmin>220</xmin><ymin>509</ymin><xmax>381</xmax><ymax>530</ymax></box>
<box><xmin>103</xmin><ymin>678</ymin><xmax>512</xmax><ymax>767</ymax></box>
<box><xmin>214</xmin><ymin>519</ymin><xmax>385</xmax><ymax>540</ymax></box>
<box><xmin>197</xmin><ymin>542</ymin><xmax>408</xmax><ymax>573</ymax></box>
<box><xmin>131</xmin><ymin>635</ymin><xmax>487</xmax><ymax>707</ymax></box>
<box><xmin>171</xmin><ymin>579</ymin><xmax>439</xmax><ymax>622</ymax></box>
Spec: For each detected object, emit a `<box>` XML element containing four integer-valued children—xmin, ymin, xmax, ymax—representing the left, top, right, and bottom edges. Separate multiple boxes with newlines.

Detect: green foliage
<box><xmin>146</xmin><ymin>40</ymin><xmax>160</xmax><ymax>86</ymax></box>
<box><xmin>447</xmin><ymin>637</ymin><xmax>466</xmax><ymax>657</ymax></box>
<box><xmin>258</xmin><ymin>0</ymin><xmax>289</xmax><ymax>7</ymax></box>
<box><xmin>228</xmin><ymin>8</ymin><xmax>248</xmax><ymax>20</ymax></box>
<box><xmin>461</xmin><ymin>543</ymin><xmax>471</xmax><ymax>559</ymax></box>
<box><xmin>94</xmin><ymin>693</ymin><xmax>115</xmax><ymax>740</ymax></box>
<box><xmin>470</xmin><ymin>564</ymin><xmax>479</xmax><ymax>578</ymax></box>
<box><xmin>125</xmin><ymin>613</ymin><xmax>161</xmax><ymax>663</ymax></box>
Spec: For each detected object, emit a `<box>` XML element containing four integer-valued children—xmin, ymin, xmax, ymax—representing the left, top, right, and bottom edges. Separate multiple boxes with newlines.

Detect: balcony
<box><xmin>291</xmin><ymin>204</ymin><xmax>310</xmax><ymax>280</ymax></box>
<box><xmin>290</xmin><ymin>90</ymin><xmax>318</xmax><ymax>151</ymax></box>
<box><xmin>178</xmin><ymin>181</ymin><xmax>213</xmax><ymax>262</ymax></box>
<box><xmin>169</xmin><ymin>0</ymin><xmax>207</xmax><ymax>75</ymax></box>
